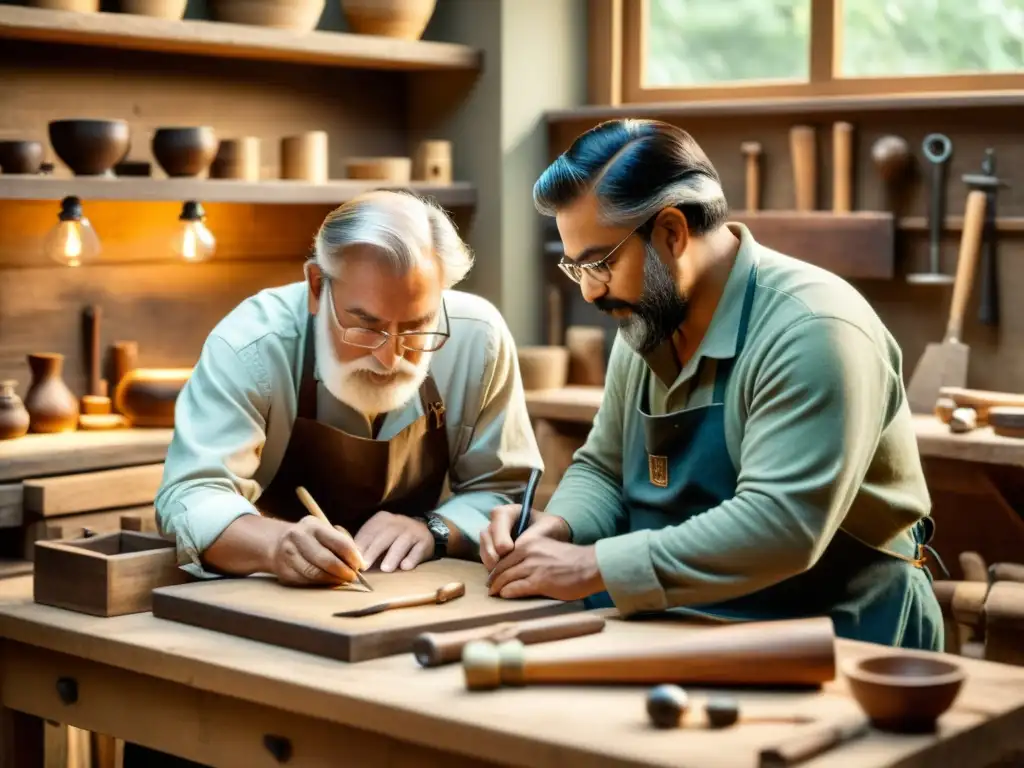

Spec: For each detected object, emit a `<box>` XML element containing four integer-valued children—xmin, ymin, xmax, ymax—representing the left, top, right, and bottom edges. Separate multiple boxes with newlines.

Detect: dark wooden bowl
<box><xmin>0</xmin><ymin>140</ymin><xmax>43</xmax><ymax>174</ymax></box>
<box><xmin>48</xmin><ymin>119</ymin><xmax>130</xmax><ymax>176</ymax></box>
<box><xmin>844</xmin><ymin>653</ymin><xmax>965</xmax><ymax>733</ymax></box>
<box><xmin>151</xmin><ymin>127</ymin><xmax>219</xmax><ymax>178</ymax></box>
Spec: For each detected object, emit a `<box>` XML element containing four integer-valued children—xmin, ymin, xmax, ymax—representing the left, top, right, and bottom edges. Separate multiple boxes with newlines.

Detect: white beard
<box><xmin>313</xmin><ymin>304</ymin><xmax>432</xmax><ymax>417</ymax></box>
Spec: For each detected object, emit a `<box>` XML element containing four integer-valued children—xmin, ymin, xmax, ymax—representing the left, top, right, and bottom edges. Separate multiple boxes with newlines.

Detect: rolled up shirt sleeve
<box><xmin>155</xmin><ymin>334</ymin><xmax>271</xmax><ymax>577</ymax></box>
<box><xmin>436</xmin><ymin>314</ymin><xmax>544</xmax><ymax>547</ymax></box>
<box><xmin>595</xmin><ymin>316</ymin><xmax>896</xmax><ymax>616</ymax></box>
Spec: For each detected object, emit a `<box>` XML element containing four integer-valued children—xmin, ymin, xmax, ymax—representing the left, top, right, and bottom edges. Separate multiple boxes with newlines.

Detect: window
<box><xmin>601</xmin><ymin>0</ymin><xmax>1024</xmax><ymax>104</ymax></box>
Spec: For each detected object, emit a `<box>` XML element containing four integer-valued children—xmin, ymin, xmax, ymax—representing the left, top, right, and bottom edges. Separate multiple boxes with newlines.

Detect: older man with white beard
<box><xmin>154</xmin><ymin>190</ymin><xmax>543</xmax><ymax>587</ymax></box>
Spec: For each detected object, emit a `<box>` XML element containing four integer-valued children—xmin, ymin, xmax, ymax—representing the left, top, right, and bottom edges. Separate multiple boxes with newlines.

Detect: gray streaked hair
<box><xmin>533</xmin><ymin>119</ymin><xmax>728</xmax><ymax>235</ymax></box>
<box><xmin>311</xmin><ymin>190</ymin><xmax>474</xmax><ymax>289</ymax></box>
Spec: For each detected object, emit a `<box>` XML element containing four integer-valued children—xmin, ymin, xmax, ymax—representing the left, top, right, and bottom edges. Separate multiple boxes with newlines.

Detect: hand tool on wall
<box><xmin>962</xmin><ymin>148</ymin><xmax>1009</xmax><ymax>326</ymax></box>
<box><xmin>295</xmin><ymin>486</ymin><xmax>374</xmax><ymax>592</ymax></box>
<box><xmin>741</xmin><ymin>141</ymin><xmax>762</xmax><ymax>211</ymax></box>
<box><xmin>789</xmin><ymin>126</ymin><xmax>816</xmax><ymax>211</ymax></box>
<box><xmin>832</xmin><ymin>122</ymin><xmax>854</xmax><ymax>213</ymax></box>
<box><xmin>906</xmin><ymin>189</ymin><xmax>987</xmax><ymax>413</ymax></box>
<box><xmin>332</xmin><ymin>581</ymin><xmax>464</xmax><ymax>617</ymax></box>
<box><xmin>461</xmin><ymin>616</ymin><xmax>837</xmax><ymax>690</ymax></box>
<box><xmin>412</xmin><ymin>613</ymin><xmax>606</xmax><ymax>667</ymax></box>
<box><xmin>758</xmin><ymin>713</ymin><xmax>870</xmax><ymax>767</ymax></box>
<box><xmin>871</xmin><ymin>135</ymin><xmax>912</xmax><ymax>214</ymax></box>
<box><xmin>908</xmin><ymin>133</ymin><xmax>954</xmax><ymax>284</ymax></box>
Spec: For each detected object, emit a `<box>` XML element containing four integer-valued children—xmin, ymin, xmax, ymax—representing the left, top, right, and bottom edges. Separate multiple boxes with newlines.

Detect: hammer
<box><xmin>962</xmin><ymin>149</ymin><xmax>1009</xmax><ymax>326</ymax></box>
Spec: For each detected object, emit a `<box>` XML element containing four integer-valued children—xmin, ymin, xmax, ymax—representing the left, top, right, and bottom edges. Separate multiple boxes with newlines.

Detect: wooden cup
<box><xmin>210</xmin><ymin>137</ymin><xmax>261</xmax><ymax>181</ymax></box>
<box><xmin>280</xmin><ymin>131</ymin><xmax>328</xmax><ymax>183</ymax></box>
<box><xmin>413</xmin><ymin>140</ymin><xmax>452</xmax><ymax>184</ymax></box>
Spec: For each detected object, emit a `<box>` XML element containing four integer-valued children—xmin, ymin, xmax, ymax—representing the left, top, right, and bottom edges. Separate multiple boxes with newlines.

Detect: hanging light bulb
<box><xmin>172</xmin><ymin>200</ymin><xmax>216</xmax><ymax>263</ymax></box>
<box><xmin>43</xmin><ymin>196</ymin><xmax>101</xmax><ymax>267</ymax></box>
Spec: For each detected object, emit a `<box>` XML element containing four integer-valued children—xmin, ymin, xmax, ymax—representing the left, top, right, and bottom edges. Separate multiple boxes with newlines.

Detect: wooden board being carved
<box><xmin>151</xmin><ymin>559</ymin><xmax>581</xmax><ymax>663</ymax></box>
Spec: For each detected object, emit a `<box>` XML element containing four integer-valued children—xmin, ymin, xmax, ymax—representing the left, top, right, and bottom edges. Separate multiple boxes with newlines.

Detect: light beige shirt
<box><xmin>156</xmin><ymin>281</ymin><xmax>543</xmax><ymax>577</ymax></box>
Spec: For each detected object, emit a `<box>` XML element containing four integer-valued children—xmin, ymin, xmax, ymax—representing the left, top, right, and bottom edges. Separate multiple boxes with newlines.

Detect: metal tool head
<box><xmin>922</xmin><ymin>133</ymin><xmax>953</xmax><ymax>164</ymax></box>
<box><xmin>906</xmin><ymin>272</ymin><xmax>954</xmax><ymax>286</ymax></box>
<box><xmin>906</xmin><ymin>340</ymin><xmax>969</xmax><ymax>414</ymax></box>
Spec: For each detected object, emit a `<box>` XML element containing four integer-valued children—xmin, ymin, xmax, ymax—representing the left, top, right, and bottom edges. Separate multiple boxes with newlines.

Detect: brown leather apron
<box><xmin>255</xmin><ymin>314</ymin><xmax>450</xmax><ymax>531</ymax></box>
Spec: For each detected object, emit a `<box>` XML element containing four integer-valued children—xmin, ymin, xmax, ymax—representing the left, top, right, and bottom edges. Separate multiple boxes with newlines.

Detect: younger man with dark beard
<box><xmin>480</xmin><ymin>118</ymin><xmax>944</xmax><ymax>651</ymax></box>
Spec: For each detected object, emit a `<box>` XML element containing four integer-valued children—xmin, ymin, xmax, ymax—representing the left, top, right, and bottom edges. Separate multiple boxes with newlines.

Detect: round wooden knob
<box><xmin>871</xmin><ymin>135</ymin><xmax>911</xmax><ymax>184</ymax></box>
<box><xmin>646</xmin><ymin>684</ymin><xmax>689</xmax><ymax>729</ymax></box>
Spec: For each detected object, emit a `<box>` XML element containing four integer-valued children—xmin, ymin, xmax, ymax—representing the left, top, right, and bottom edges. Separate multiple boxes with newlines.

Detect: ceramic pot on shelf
<box><xmin>0</xmin><ymin>381</ymin><xmax>30</xmax><ymax>441</ymax></box>
<box><xmin>341</xmin><ymin>0</ymin><xmax>437</xmax><ymax>40</ymax></box>
<box><xmin>27</xmin><ymin>0</ymin><xmax>99</xmax><ymax>11</ymax></box>
<box><xmin>210</xmin><ymin>0</ymin><xmax>326</xmax><ymax>31</ymax></box>
<box><xmin>23</xmin><ymin>353</ymin><xmax>79</xmax><ymax>434</ymax></box>
<box><xmin>119</xmin><ymin>0</ymin><xmax>188</xmax><ymax>19</ymax></box>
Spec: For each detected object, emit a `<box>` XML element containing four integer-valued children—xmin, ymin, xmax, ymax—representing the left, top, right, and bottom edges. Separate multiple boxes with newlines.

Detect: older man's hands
<box><xmin>481</xmin><ymin>504</ymin><xmax>604</xmax><ymax>601</ymax></box>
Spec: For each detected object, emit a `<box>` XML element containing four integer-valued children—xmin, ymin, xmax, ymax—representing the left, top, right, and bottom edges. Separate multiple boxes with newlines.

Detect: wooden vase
<box><xmin>0</xmin><ymin>380</ymin><xmax>30</xmax><ymax>441</ymax></box>
<box><xmin>340</xmin><ymin>0</ymin><xmax>437</xmax><ymax>40</ymax></box>
<box><xmin>23</xmin><ymin>354</ymin><xmax>80</xmax><ymax>434</ymax></box>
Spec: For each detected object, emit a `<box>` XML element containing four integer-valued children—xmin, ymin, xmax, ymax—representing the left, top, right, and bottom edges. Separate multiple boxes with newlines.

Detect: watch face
<box><xmin>428</xmin><ymin>516</ymin><xmax>449</xmax><ymax>540</ymax></box>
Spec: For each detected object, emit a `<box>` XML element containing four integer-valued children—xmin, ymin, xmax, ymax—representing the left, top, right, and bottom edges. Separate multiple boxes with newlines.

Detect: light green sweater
<box><xmin>544</xmin><ymin>223</ymin><xmax>931</xmax><ymax>617</ymax></box>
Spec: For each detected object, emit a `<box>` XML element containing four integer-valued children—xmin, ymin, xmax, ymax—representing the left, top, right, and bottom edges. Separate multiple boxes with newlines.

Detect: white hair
<box><xmin>312</xmin><ymin>190</ymin><xmax>473</xmax><ymax>289</ymax></box>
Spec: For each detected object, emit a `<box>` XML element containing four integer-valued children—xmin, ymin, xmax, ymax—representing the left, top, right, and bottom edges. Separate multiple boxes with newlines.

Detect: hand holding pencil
<box><xmin>295</xmin><ymin>486</ymin><xmax>374</xmax><ymax>591</ymax></box>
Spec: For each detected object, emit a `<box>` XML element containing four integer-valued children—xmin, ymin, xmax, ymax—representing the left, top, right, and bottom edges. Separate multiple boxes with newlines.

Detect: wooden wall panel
<box><xmin>547</xmin><ymin>105</ymin><xmax>1024</xmax><ymax>393</ymax></box>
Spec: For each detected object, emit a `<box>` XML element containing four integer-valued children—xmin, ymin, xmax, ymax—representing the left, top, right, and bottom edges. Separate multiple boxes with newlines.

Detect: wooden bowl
<box><xmin>114</xmin><ymin>368</ymin><xmax>192</xmax><ymax>428</ymax></box>
<box><xmin>345</xmin><ymin>156</ymin><xmax>412</xmax><ymax>183</ymax></box>
<box><xmin>210</xmin><ymin>0</ymin><xmax>325</xmax><ymax>30</ymax></box>
<box><xmin>0</xmin><ymin>140</ymin><xmax>43</xmax><ymax>174</ymax></box>
<box><xmin>48</xmin><ymin>119</ymin><xmax>130</xmax><ymax>177</ymax></box>
<box><xmin>119</xmin><ymin>0</ymin><xmax>187</xmax><ymax>19</ymax></box>
<box><xmin>517</xmin><ymin>346</ymin><xmax>570</xmax><ymax>391</ymax></box>
<box><xmin>844</xmin><ymin>653</ymin><xmax>965</xmax><ymax>733</ymax></box>
<box><xmin>341</xmin><ymin>0</ymin><xmax>437</xmax><ymax>40</ymax></box>
<box><xmin>151</xmin><ymin>127</ymin><xmax>219</xmax><ymax>178</ymax></box>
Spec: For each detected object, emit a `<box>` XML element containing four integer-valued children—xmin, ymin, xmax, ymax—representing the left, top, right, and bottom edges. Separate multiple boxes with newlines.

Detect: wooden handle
<box><xmin>741</xmin><ymin>141</ymin><xmax>761</xmax><ymax>211</ymax></box>
<box><xmin>339</xmin><ymin>581</ymin><xmax>466</xmax><ymax>617</ymax></box>
<box><xmin>545</xmin><ymin>285</ymin><xmax>564</xmax><ymax>346</ymax></box>
<box><xmin>413</xmin><ymin>613</ymin><xmax>606</xmax><ymax>667</ymax></box>
<box><xmin>296</xmin><ymin>485</ymin><xmax>329</xmax><ymax>523</ymax></box>
<box><xmin>946</xmin><ymin>190</ymin><xmax>987</xmax><ymax>341</ymax></box>
<box><xmin>758</xmin><ymin>713</ymin><xmax>868</xmax><ymax>767</ymax></box>
<box><xmin>937</xmin><ymin>386</ymin><xmax>1024</xmax><ymax>425</ymax></box>
<box><xmin>832</xmin><ymin>122</ymin><xmax>853</xmax><ymax>213</ymax></box>
<box><xmin>789</xmin><ymin>126</ymin><xmax>816</xmax><ymax>211</ymax></box>
<box><xmin>84</xmin><ymin>305</ymin><xmax>102</xmax><ymax>397</ymax></box>
<box><xmin>463</xmin><ymin>616</ymin><xmax>836</xmax><ymax>690</ymax></box>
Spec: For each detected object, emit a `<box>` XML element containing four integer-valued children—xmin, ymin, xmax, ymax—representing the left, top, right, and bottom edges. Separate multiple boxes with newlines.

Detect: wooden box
<box><xmin>33</xmin><ymin>531</ymin><xmax>190</xmax><ymax>617</ymax></box>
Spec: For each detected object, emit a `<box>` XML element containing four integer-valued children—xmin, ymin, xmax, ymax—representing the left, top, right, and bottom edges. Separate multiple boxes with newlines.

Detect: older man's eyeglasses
<box><xmin>323</xmin><ymin>278</ymin><xmax>450</xmax><ymax>352</ymax></box>
<box><xmin>557</xmin><ymin>224</ymin><xmax>641</xmax><ymax>285</ymax></box>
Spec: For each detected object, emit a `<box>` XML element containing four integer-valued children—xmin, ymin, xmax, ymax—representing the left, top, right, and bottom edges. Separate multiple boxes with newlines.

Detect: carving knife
<box><xmin>295</xmin><ymin>486</ymin><xmax>373</xmax><ymax>592</ymax></box>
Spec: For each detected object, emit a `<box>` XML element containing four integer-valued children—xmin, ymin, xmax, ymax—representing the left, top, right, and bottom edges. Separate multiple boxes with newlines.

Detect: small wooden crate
<box><xmin>33</xmin><ymin>531</ymin><xmax>189</xmax><ymax>617</ymax></box>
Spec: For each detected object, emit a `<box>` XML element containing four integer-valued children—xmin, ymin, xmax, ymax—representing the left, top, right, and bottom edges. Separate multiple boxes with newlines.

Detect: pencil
<box><xmin>295</xmin><ymin>486</ymin><xmax>374</xmax><ymax>591</ymax></box>
<box><xmin>512</xmin><ymin>468</ymin><xmax>543</xmax><ymax>541</ymax></box>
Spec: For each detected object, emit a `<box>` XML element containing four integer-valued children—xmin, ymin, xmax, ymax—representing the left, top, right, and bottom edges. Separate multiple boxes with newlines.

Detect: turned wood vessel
<box><xmin>114</xmin><ymin>368</ymin><xmax>192</xmax><ymax>428</ymax></box>
<box><xmin>23</xmin><ymin>354</ymin><xmax>79</xmax><ymax>434</ymax></box>
<box><xmin>0</xmin><ymin>380</ymin><xmax>30</xmax><ymax>440</ymax></box>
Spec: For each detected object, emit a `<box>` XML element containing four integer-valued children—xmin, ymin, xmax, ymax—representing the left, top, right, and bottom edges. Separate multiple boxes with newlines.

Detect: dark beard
<box><xmin>594</xmin><ymin>242</ymin><xmax>688</xmax><ymax>355</ymax></box>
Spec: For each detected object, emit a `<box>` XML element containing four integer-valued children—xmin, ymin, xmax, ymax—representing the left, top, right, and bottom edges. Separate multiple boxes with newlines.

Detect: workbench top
<box><xmin>0</xmin><ymin>428</ymin><xmax>173</xmax><ymax>482</ymax></box>
<box><xmin>525</xmin><ymin>386</ymin><xmax>1024</xmax><ymax>468</ymax></box>
<box><xmin>0</xmin><ymin>572</ymin><xmax>1021</xmax><ymax>768</ymax></box>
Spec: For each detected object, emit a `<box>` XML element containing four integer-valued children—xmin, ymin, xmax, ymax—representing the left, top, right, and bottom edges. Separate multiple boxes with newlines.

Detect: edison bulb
<box><xmin>44</xmin><ymin>196</ymin><xmax>101</xmax><ymax>267</ymax></box>
<box><xmin>173</xmin><ymin>200</ymin><xmax>216</xmax><ymax>263</ymax></box>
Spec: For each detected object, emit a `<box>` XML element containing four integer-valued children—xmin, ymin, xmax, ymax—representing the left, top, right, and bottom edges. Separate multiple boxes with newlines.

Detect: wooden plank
<box><xmin>545</xmin><ymin>91</ymin><xmax>1024</xmax><ymax>123</ymax></box>
<box><xmin>22</xmin><ymin>464</ymin><xmax>165</xmax><ymax>517</ymax></box>
<box><xmin>0</xmin><ymin>177</ymin><xmax>478</xmax><ymax>207</ymax></box>
<box><xmin>0</xmin><ymin>5</ymin><xmax>481</xmax><ymax>72</ymax></box>
<box><xmin>0</xmin><ymin>485</ymin><xmax>21</xmax><ymax>529</ymax></box>
<box><xmin>730</xmin><ymin>211</ymin><xmax>895</xmax><ymax>279</ymax></box>
<box><xmin>2</xmin><ymin>584</ymin><xmax>1024</xmax><ymax>768</ymax></box>
<box><xmin>151</xmin><ymin>558</ymin><xmax>581</xmax><ymax>663</ymax></box>
<box><xmin>0</xmin><ymin>431</ymin><xmax>172</xmax><ymax>483</ymax></box>
<box><xmin>1</xmin><ymin>641</ymin><xmax>499</xmax><ymax>768</ymax></box>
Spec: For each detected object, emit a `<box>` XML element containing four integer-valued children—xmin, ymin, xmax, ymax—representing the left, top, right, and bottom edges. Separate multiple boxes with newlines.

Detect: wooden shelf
<box><xmin>0</xmin><ymin>176</ymin><xmax>477</xmax><ymax>207</ymax></box>
<box><xmin>898</xmin><ymin>216</ymin><xmax>1024</xmax><ymax>233</ymax></box>
<box><xmin>546</xmin><ymin>91</ymin><xmax>1024</xmax><ymax>123</ymax></box>
<box><xmin>0</xmin><ymin>5</ymin><xmax>481</xmax><ymax>72</ymax></box>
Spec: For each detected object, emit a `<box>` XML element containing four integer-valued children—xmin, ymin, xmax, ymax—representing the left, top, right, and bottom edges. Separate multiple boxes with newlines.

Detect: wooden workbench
<box><xmin>524</xmin><ymin>386</ymin><xmax>1024</xmax><ymax>579</ymax></box>
<box><xmin>0</xmin><ymin>572</ymin><xmax>1022</xmax><ymax>768</ymax></box>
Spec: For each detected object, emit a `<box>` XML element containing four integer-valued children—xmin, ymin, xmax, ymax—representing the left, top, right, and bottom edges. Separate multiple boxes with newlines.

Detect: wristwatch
<box><xmin>425</xmin><ymin>514</ymin><xmax>449</xmax><ymax>559</ymax></box>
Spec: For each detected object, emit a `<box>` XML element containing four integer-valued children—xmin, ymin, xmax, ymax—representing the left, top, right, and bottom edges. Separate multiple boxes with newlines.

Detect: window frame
<box><xmin>593</xmin><ymin>0</ymin><xmax>1024</xmax><ymax>105</ymax></box>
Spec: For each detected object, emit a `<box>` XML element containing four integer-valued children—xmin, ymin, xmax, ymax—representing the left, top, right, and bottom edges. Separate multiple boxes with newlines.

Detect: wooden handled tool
<box><xmin>789</xmin><ymin>125</ymin><xmax>816</xmax><ymax>211</ymax></box>
<box><xmin>906</xmin><ymin>189</ymin><xmax>987</xmax><ymax>414</ymax></box>
<box><xmin>832</xmin><ymin>122</ymin><xmax>854</xmax><ymax>213</ymax></box>
<box><xmin>413</xmin><ymin>613</ymin><xmax>606</xmax><ymax>667</ymax></box>
<box><xmin>758</xmin><ymin>713</ymin><xmax>869</xmax><ymax>767</ymax></box>
<box><xmin>741</xmin><ymin>141</ymin><xmax>762</xmax><ymax>211</ymax></box>
<box><xmin>295</xmin><ymin>486</ymin><xmax>373</xmax><ymax>592</ymax></box>
<box><xmin>935</xmin><ymin>387</ymin><xmax>1024</xmax><ymax>425</ymax></box>
<box><xmin>462</xmin><ymin>616</ymin><xmax>836</xmax><ymax>690</ymax></box>
<box><xmin>333</xmin><ymin>581</ymin><xmax>465</xmax><ymax>618</ymax></box>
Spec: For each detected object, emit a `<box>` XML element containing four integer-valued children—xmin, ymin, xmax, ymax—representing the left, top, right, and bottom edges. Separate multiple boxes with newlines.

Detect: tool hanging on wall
<box><xmin>870</xmin><ymin>135</ymin><xmax>912</xmax><ymax>215</ymax></box>
<box><xmin>741</xmin><ymin>141</ymin><xmax>762</xmax><ymax>211</ymax></box>
<box><xmin>908</xmin><ymin>133</ymin><xmax>954</xmax><ymax>284</ymax></box>
<box><xmin>962</xmin><ymin>148</ymin><xmax>1008</xmax><ymax>327</ymax></box>
<box><xmin>832</xmin><ymin>121</ymin><xmax>854</xmax><ymax>213</ymax></box>
<box><xmin>789</xmin><ymin>125</ymin><xmax>817</xmax><ymax>211</ymax></box>
<box><xmin>905</xmin><ymin>189</ymin><xmax>987</xmax><ymax>413</ymax></box>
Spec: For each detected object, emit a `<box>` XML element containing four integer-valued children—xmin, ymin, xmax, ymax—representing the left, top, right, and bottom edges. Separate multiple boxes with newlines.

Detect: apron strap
<box><xmin>297</xmin><ymin>313</ymin><xmax>318</xmax><ymax>420</ymax></box>
<box><xmin>712</xmin><ymin>255</ymin><xmax>760</xmax><ymax>404</ymax></box>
